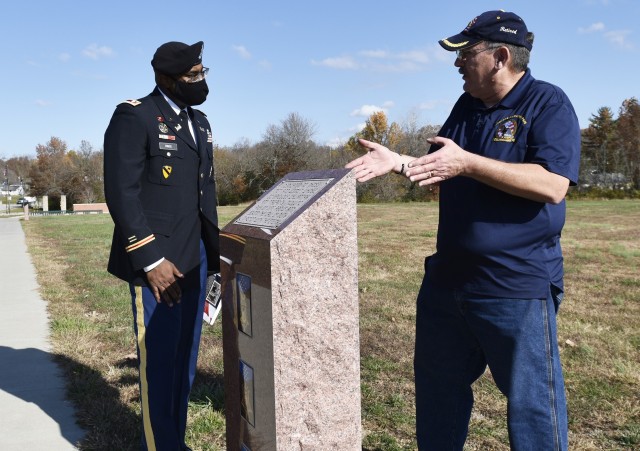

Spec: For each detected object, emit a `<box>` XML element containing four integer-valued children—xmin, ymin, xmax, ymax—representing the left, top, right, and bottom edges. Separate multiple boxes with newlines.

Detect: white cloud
<box><xmin>326</xmin><ymin>136</ymin><xmax>347</xmax><ymax>148</ymax></box>
<box><xmin>350</xmin><ymin>104</ymin><xmax>388</xmax><ymax>117</ymax></box>
<box><xmin>576</xmin><ymin>22</ymin><xmax>633</xmax><ymax>49</ymax></box>
<box><xmin>352</xmin><ymin>123</ymin><xmax>366</xmax><ymax>132</ymax></box>
<box><xmin>578</xmin><ymin>22</ymin><xmax>606</xmax><ymax>33</ymax></box>
<box><xmin>82</xmin><ymin>44</ymin><xmax>114</xmax><ymax>60</ymax></box>
<box><xmin>359</xmin><ymin>49</ymin><xmax>389</xmax><ymax>58</ymax></box>
<box><xmin>58</xmin><ymin>53</ymin><xmax>71</xmax><ymax>62</ymax></box>
<box><xmin>34</xmin><ymin>99</ymin><xmax>51</xmax><ymax>107</ymax></box>
<box><xmin>314</xmin><ymin>45</ymin><xmax>440</xmax><ymax>72</ymax></box>
<box><xmin>397</xmin><ymin>50</ymin><xmax>430</xmax><ymax>64</ymax></box>
<box><xmin>604</xmin><ymin>29</ymin><xmax>633</xmax><ymax>49</ymax></box>
<box><xmin>232</xmin><ymin>45</ymin><xmax>252</xmax><ymax>59</ymax></box>
<box><xmin>311</xmin><ymin>56</ymin><xmax>359</xmax><ymax>70</ymax></box>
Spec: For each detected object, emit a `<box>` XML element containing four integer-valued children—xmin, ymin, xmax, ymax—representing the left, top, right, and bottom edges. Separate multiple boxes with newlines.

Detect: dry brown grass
<box><xmin>357</xmin><ymin>200</ymin><xmax>640</xmax><ymax>450</ymax></box>
<box><xmin>21</xmin><ymin>200</ymin><xmax>640</xmax><ymax>450</ymax></box>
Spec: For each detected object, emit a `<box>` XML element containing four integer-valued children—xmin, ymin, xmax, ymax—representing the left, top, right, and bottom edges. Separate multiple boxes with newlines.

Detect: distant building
<box><xmin>0</xmin><ymin>184</ymin><xmax>24</xmax><ymax>196</ymax></box>
<box><xmin>579</xmin><ymin>171</ymin><xmax>629</xmax><ymax>189</ymax></box>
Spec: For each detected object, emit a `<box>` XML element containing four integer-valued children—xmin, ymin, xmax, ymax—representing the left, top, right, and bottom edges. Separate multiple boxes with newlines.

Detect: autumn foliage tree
<box><xmin>10</xmin><ymin>97</ymin><xmax>640</xmax><ymax>208</ymax></box>
<box><xmin>257</xmin><ymin>112</ymin><xmax>318</xmax><ymax>190</ymax></box>
<box><xmin>28</xmin><ymin>137</ymin><xmax>104</xmax><ymax>208</ymax></box>
<box><xmin>345</xmin><ymin>110</ymin><xmax>403</xmax><ymax>153</ymax></box>
<box><xmin>616</xmin><ymin>98</ymin><xmax>640</xmax><ymax>188</ymax></box>
<box><xmin>581</xmin><ymin>97</ymin><xmax>640</xmax><ymax>191</ymax></box>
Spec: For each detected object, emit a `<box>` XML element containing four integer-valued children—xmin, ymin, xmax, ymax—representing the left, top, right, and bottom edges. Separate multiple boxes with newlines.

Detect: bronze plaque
<box><xmin>234</xmin><ymin>179</ymin><xmax>333</xmax><ymax>229</ymax></box>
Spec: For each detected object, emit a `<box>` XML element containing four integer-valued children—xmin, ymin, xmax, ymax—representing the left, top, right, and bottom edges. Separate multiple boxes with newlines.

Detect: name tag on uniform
<box><xmin>159</xmin><ymin>142</ymin><xmax>177</xmax><ymax>151</ymax></box>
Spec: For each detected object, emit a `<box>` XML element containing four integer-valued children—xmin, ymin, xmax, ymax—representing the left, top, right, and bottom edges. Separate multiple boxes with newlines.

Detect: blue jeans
<box><xmin>414</xmin><ymin>278</ymin><xmax>568</xmax><ymax>450</ymax></box>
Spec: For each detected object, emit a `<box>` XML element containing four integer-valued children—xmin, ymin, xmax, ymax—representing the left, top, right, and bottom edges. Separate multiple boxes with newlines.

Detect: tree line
<box><xmin>2</xmin><ymin>97</ymin><xmax>639</xmax><ymax>208</ymax></box>
<box><xmin>580</xmin><ymin>97</ymin><xmax>640</xmax><ymax>192</ymax></box>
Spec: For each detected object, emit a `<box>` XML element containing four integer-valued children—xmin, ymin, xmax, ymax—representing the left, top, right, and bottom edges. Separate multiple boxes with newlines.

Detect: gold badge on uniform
<box><xmin>159</xmin><ymin>123</ymin><xmax>169</xmax><ymax>133</ymax></box>
<box><xmin>162</xmin><ymin>165</ymin><xmax>172</xmax><ymax>179</ymax></box>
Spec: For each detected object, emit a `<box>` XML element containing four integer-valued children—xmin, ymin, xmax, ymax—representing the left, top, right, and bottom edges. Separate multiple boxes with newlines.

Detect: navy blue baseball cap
<box><xmin>439</xmin><ymin>10</ymin><xmax>531</xmax><ymax>51</ymax></box>
<box><xmin>151</xmin><ymin>41</ymin><xmax>204</xmax><ymax>75</ymax></box>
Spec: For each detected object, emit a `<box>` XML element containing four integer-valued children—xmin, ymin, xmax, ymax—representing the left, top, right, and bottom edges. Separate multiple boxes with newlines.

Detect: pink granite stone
<box><xmin>222</xmin><ymin>169</ymin><xmax>361</xmax><ymax>450</ymax></box>
<box><xmin>270</xmin><ymin>172</ymin><xmax>361</xmax><ymax>450</ymax></box>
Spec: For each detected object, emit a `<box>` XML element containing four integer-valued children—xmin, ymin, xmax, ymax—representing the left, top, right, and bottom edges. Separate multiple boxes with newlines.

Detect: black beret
<box><xmin>151</xmin><ymin>41</ymin><xmax>204</xmax><ymax>75</ymax></box>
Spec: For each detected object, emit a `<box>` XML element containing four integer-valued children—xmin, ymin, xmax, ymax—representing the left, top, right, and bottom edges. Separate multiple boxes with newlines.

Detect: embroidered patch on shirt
<box><xmin>493</xmin><ymin>115</ymin><xmax>527</xmax><ymax>143</ymax></box>
<box><xmin>163</xmin><ymin>166</ymin><xmax>172</xmax><ymax>179</ymax></box>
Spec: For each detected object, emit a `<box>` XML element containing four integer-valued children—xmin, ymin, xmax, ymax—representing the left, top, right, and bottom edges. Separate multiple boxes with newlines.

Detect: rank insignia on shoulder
<box><xmin>163</xmin><ymin>165</ymin><xmax>172</xmax><ymax>179</ymax></box>
<box><xmin>121</xmin><ymin>99</ymin><xmax>141</xmax><ymax>106</ymax></box>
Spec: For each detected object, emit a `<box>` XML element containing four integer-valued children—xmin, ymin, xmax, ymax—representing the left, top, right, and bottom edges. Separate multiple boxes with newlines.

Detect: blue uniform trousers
<box><xmin>414</xmin><ymin>278</ymin><xmax>568</xmax><ymax>450</ymax></box>
<box><xmin>130</xmin><ymin>241</ymin><xmax>207</xmax><ymax>451</ymax></box>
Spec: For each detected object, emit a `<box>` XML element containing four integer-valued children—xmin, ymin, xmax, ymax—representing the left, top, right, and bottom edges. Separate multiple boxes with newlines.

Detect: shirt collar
<box><xmin>469</xmin><ymin>69</ymin><xmax>534</xmax><ymax>111</ymax></box>
<box><xmin>498</xmin><ymin>69</ymin><xmax>534</xmax><ymax>109</ymax></box>
<box><xmin>157</xmin><ymin>87</ymin><xmax>183</xmax><ymax>115</ymax></box>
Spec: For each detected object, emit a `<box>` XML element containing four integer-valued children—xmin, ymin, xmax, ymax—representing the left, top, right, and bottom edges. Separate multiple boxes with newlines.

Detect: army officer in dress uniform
<box><xmin>104</xmin><ymin>40</ymin><xmax>219</xmax><ymax>451</ymax></box>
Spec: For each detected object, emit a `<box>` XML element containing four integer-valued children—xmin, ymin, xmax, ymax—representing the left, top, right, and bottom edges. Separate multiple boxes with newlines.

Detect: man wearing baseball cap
<box><xmin>347</xmin><ymin>11</ymin><xmax>579</xmax><ymax>450</ymax></box>
<box><xmin>104</xmin><ymin>40</ymin><xmax>219</xmax><ymax>450</ymax></box>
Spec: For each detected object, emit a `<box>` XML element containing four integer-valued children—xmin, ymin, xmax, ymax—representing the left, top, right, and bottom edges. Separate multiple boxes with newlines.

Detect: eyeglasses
<box><xmin>455</xmin><ymin>46</ymin><xmax>496</xmax><ymax>62</ymax></box>
<box><xmin>182</xmin><ymin>67</ymin><xmax>209</xmax><ymax>83</ymax></box>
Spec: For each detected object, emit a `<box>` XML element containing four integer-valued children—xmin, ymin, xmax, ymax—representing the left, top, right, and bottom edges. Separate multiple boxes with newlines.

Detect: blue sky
<box><xmin>1</xmin><ymin>0</ymin><xmax>637</xmax><ymax>159</ymax></box>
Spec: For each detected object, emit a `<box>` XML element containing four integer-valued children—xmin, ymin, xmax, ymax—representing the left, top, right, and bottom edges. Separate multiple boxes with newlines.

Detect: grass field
<box><xmin>21</xmin><ymin>200</ymin><xmax>640</xmax><ymax>450</ymax></box>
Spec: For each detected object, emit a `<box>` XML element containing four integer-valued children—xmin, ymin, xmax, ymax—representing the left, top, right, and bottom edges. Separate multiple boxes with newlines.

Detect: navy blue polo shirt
<box><xmin>427</xmin><ymin>70</ymin><xmax>580</xmax><ymax>299</ymax></box>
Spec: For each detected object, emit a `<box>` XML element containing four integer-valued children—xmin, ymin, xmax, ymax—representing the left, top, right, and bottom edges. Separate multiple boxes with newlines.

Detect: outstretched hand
<box><xmin>345</xmin><ymin>138</ymin><xmax>398</xmax><ymax>182</ymax></box>
<box><xmin>405</xmin><ymin>136</ymin><xmax>468</xmax><ymax>186</ymax></box>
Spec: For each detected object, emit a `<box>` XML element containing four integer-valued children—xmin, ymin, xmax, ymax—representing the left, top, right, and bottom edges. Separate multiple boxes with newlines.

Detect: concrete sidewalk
<box><xmin>0</xmin><ymin>216</ymin><xmax>85</xmax><ymax>450</ymax></box>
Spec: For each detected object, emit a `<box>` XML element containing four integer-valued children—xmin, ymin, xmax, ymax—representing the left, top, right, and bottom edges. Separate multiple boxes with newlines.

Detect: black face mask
<box><xmin>173</xmin><ymin>79</ymin><xmax>209</xmax><ymax>106</ymax></box>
